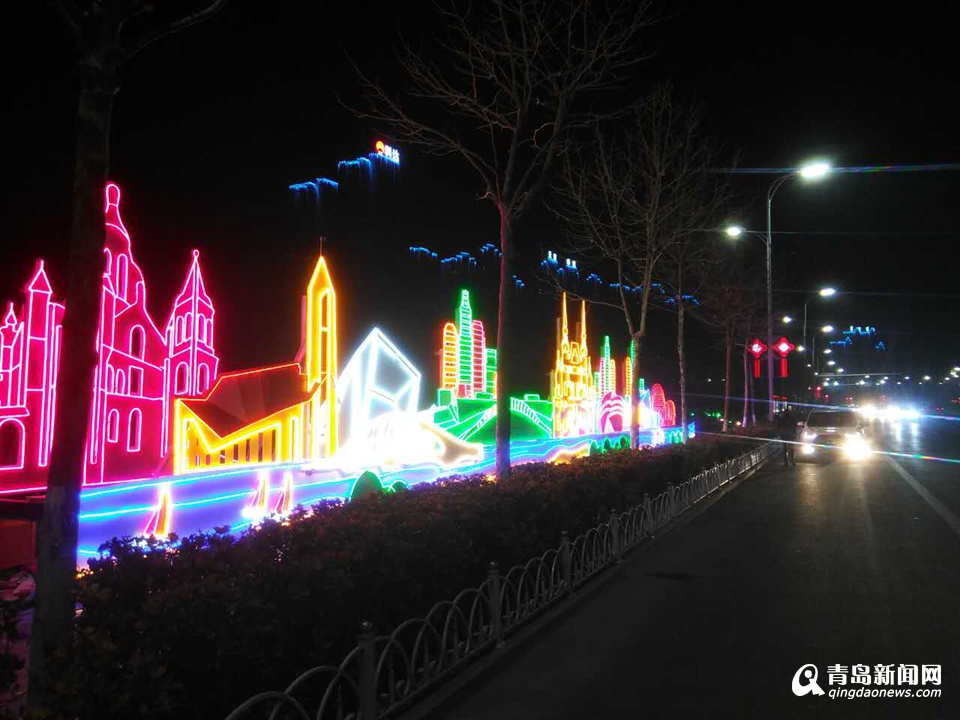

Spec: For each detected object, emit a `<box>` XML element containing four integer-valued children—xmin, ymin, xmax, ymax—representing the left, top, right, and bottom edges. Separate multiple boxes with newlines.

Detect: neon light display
<box><xmin>596</xmin><ymin>336</ymin><xmax>617</xmax><ymax>398</ymax></box>
<box><xmin>0</xmin><ymin>184</ymin><xmax>218</xmax><ymax>493</ymax></box>
<box><xmin>173</xmin><ymin>255</ymin><xmax>338</xmax><ymax>474</ymax></box>
<box><xmin>439</xmin><ymin>290</ymin><xmax>495</xmax><ymax>400</ymax></box>
<box><xmin>551</xmin><ymin>294</ymin><xmax>596</xmax><ymax>437</ymax></box>
<box><xmin>441</xmin><ymin>322</ymin><xmax>458</xmax><ymax>391</ymax></box>
<box><xmin>748</xmin><ymin>338</ymin><xmax>767</xmax><ymax>378</ymax></box>
<box><xmin>375</xmin><ymin>140</ymin><xmax>400</xmax><ymax>164</ymax></box>
<box><xmin>0</xmin><ymin>262</ymin><xmax>63</xmax><ymax>491</ymax></box>
<box><xmin>336</xmin><ymin>327</ymin><xmax>437</xmax><ymax>466</ymax></box>
<box><xmin>773</xmin><ymin>337</ymin><xmax>795</xmax><ymax>377</ymax></box>
<box><xmin>0</xmin><ymin>177</ymin><xmax>692</xmax><ymax>562</ymax></box>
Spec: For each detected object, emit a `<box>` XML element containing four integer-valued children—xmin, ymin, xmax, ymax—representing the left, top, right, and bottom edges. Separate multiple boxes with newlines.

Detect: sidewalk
<box><xmin>429</xmin><ymin>460</ymin><xmax>960</xmax><ymax>719</ymax></box>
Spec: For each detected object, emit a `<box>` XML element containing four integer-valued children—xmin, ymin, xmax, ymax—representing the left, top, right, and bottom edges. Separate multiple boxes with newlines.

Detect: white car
<box><xmin>800</xmin><ymin>409</ymin><xmax>871</xmax><ymax>460</ymax></box>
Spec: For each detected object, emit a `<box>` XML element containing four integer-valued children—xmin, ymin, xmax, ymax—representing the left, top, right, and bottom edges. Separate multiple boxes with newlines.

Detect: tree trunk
<box><xmin>630</xmin><ymin>263</ymin><xmax>654</xmax><ymax>449</ymax></box>
<box><xmin>742</xmin><ymin>337</ymin><xmax>750</xmax><ymax>428</ymax></box>
<box><xmin>722</xmin><ymin>325</ymin><xmax>732</xmax><ymax>432</ymax></box>
<box><xmin>494</xmin><ymin>210</ymin><xmax>513</xmax><ymax>479</ymax></box>
<box><xmin>28</xmin><ymin>56</ymin><xmax>116</xmax><ymax>708</ymax></box>
<box><xmin>676</xmin><ymin>292</ymin><xmax>687</xmax><ymax>442</ymax></box>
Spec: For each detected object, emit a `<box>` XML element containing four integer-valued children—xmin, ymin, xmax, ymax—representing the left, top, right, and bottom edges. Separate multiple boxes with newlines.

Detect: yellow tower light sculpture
<box><xmin>305</xmin><ymin>256</ymin><xmax>338</xmax><ymax>458</ymax></box>
<box><xmin>550</xmin><ymin>293</ymin><xmax>596</xmax><ymax>437</ymax></box>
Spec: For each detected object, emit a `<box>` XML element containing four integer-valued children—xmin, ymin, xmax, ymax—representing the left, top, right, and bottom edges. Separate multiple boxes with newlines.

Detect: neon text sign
<box><xmin>375</xmin><ymin>140</ymin><xmax>400</xmax><ymax>164</ymax></box>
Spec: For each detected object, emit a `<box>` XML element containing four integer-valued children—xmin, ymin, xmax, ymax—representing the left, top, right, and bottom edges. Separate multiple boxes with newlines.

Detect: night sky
<box><xmin>2</xmin><ymin>0</ymin><xmax>959</xmax><ymax>411</ymax></box>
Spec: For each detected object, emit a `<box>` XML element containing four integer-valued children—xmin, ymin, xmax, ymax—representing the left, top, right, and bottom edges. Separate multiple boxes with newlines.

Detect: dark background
<box><xmin>2</xmin><ymin>0</ymin><xmax>959</xmax><ymax>413</ymax></box>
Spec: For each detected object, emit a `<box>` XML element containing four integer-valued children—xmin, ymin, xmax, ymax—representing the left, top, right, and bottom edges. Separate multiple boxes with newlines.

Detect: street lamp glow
<box><xmin>923</xmin><ymin>375</ymin><xmax>931</xmax><ymax>381</ymax></box>
<box><xmin>725</xmin><ymin>225</ymin><xmax>743</xmax><ymax>238</ymax></box>
<box><xmin>797</xmin><ymin>345</ymin><xmax>805</xmax><ymax>352</ymax></box>
<box><xmin>823</xmin><ymin>348</ymin><xmax>832</xmax><ymax>354</ymax></box>
<box><xmin>837</xmin><ymin>367</ymin><xmax>844</xmax><ymax>373</ymax></box>
<box><xmin>799</xmin><ymin>161</ymin><xmax>831</xmax><ymax>180</ymax></box>
<box><xmin>822</xmin><ymin>325</ymin><xmax>834</xmax><ymax>333</ymax></box>
<box><xmin>827</xmin><ymin>360</ymin><xmax>836</xmax><ymax>366</ymax></box>
<box><xmin>819</xmin><ymin>287</ymin><xmax>837</xmax><ymax>297</ymax></box>
<box><xmin>783</xmin><ymin>315</ymin><xmax>793</xmax><ymax>324</ymax></box>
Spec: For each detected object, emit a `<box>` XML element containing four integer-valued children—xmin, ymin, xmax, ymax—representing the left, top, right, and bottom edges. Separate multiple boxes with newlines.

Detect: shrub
<box><xmin>50</xmin><ymin>438</ymin><xmax>751</xmax><ymax>718</ymax></box>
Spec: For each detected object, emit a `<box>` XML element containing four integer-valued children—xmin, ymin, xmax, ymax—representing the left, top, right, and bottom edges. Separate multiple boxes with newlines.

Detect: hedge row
<box><xmin>50</xmin><ymin>437</ymin><xmax>757</xmax><ymax>718</ymax></box>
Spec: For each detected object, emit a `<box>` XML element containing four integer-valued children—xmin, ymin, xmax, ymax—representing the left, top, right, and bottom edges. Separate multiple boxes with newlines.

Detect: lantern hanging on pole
<box><xmin>773</xmin><ymin>337</ymin><xmax>796</xmax><ymax>377</ymax></box>
<box><xmin>748</xmin><ymin>338</ymin><xmax>767</xmax><ymax>378</ymax></box>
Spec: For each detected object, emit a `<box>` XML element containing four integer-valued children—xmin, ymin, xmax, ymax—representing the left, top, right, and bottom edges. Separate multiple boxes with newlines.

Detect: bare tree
<box><xmin>29</xmin><ymin>1</ymin><xmax>227</xmax><ymax>709</ymax></box>
<box><xmin>349</xmin><ymin>0</ymin><xmax>649</xmax><ymax>478</ymax></box>
<box><xmin>643</xmin><ymin>85</ymin><xmax>731</xmax><ymax>441</ymax></box>
<box><xmin>695</xmin><ymin>242</ymin><xmax>764</xmax><ymax>431</ymax></box>
<box><xmin>551</xmin><ymin>122</ymin><xmax>666</xmax><ymax>449</ymax></box>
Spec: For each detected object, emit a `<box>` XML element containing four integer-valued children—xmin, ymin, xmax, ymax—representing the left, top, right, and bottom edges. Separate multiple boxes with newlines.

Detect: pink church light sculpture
<box><xmin>0</xmin><ymin>182</ymin><xmax>219</xmax><ymax>493</ymax></box>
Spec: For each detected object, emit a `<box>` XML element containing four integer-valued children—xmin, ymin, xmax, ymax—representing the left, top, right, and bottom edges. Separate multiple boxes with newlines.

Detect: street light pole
<box><xmin>765</xmin><ymin>174</ymin><xmax>792</xmax><ymax>421</ymax></box>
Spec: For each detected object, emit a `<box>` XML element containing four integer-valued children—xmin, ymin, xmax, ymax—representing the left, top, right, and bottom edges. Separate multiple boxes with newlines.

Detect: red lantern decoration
<box><xmin>773</xmin><ymin>337</ymin><xmax>796</xmax><ymax>377</ymax></box>
<box><xmin>748</xmin><ymin>338</ymin><xmax>767</xmax><ymax>378</ymax></box>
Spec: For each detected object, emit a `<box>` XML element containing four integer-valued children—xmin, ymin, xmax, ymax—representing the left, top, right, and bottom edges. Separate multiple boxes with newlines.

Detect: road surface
<box><xmin>439</xmin><ymin>418</ymin><xmax>960</xmax><ymax>719</ymax></box>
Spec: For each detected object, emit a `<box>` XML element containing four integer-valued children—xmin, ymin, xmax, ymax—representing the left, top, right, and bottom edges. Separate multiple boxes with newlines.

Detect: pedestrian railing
<box><xmin>225</xmin><ymin>441</ymin><xmax>776</xmax><ymax>720</ymax></box>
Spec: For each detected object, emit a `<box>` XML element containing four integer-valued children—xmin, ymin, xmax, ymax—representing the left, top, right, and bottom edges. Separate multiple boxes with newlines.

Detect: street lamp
<box><xmin>802</xmin><ymin>286</ymin><xmax>837</xmax><ymax>365</ymax></box>
<box><xmin>783</xmin><ymin>315</ymin><xmax>793</xmax><ymax>324</ymax></box>
<box><xmin>764</xmin><ymin>160</ymin><xmax>831</xmax><ymax>420</ymax></box>
<box><xmin>822</xmin><ymin>325</ymin><xmax>834</xmax><ymax>333</ymax></box>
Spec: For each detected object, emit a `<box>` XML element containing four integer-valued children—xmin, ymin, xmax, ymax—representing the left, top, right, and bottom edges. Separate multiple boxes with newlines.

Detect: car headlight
<box><xmin>843</xmin><ymin>433</ymin><xmax>870</xmax><ymax>459</ymax></box>
<box><xmin>802</xmin><ymin>431</ymin><xmax>817</xmax><ymax>442</ymax></box>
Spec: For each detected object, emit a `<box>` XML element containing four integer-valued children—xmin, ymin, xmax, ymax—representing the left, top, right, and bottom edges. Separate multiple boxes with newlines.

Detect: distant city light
<box><xmin>783</xmin><ymin>315</ymin><xmax>793</xmax><ymax>324</ymax></box>
<box><xmin>837</xmin><ymin>368</ymin><xmax>845</xmax><ymax>373</ymax></box>
<box><xmin>923</xmin><ymin>375</ymin><xmax>931</xmax><ymax>381</ymax></box>
<box><xmin>797</xmin><ymin>345</ymin><xmax>805</xmax><ymax>352</ymax></box>
<box><xmin>822</xmin><ymin>325</ymin><xmax>834</xmax><ymax>333</ymax></box>
<box><xmin>827</xmin><ymin>360</ymin><xmax>836</xmax><ymax>366</ymax></box>
<box><xmin>819</xmin><ymin>287</ymin><xmax>837</xmax><ymax>297</ymax></box>
<box><xmin>824</xmin><ymin>349</ymin><xmax>832</xmax><ymax>354</ymax></box>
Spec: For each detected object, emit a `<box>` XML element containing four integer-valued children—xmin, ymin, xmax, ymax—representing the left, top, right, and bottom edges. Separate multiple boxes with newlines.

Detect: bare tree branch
<box><xmin>121</xmin><ymin>0</ymin><xmax>229</xmax><ymax>59</ymax></box>
<box><xmin>345</xmin><ymin>0</ymin><xmax>651</xmax><ymax>478</ymax></box>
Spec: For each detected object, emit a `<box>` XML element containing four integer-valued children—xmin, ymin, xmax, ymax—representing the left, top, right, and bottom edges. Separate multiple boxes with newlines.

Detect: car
<box><xmin>799</xmin><ymin>409</ymin><xmax>871</xmax><ymax>460</ymax></box>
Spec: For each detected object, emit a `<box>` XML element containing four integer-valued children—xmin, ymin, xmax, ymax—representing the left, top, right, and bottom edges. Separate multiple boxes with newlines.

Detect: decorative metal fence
<box><xmin>225</xmin><ymin>442</ymin><xmax>776</xmax><ymax>720</ymax></box>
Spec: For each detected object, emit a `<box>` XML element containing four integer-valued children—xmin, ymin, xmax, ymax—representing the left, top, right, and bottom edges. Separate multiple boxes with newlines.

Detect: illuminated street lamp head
<box><xmin>782</xmin><ymin>315</ymin><xmax>793</xmax><ymax>324</ymax></box>
<box><xmin>819</xmin><ymin>287</ymin><xmax>837</xmax><ymax>297</ymax></box>
<box><xmin>821</xmin><ymin>325</ymin><xmax>834</xmax><ymax>333</ymax></box>
<box><xmin>823</xmin><ymin>348</ymin><xmax>832</xmax><ymax>354</ymax></box>
<box><xmin>799</xmin><ymin>160</ymin><xmax>831</xmax><ymax>180</ymax></box>
<box><xmin>837</xmin><ymin>367</ymin><xmax>844</xmax><ymax>373</ymax></box>
<box><xmin>797</xmin><ymin>345</ymin><xmax>806</xmax><ymax>352</ymax></box>
<box><xmin>923</xmin><ymin>375</ymin><xmax>931</xmax><ymax>381</ymax></box>
<box><xmin>725</xmin><ymin>225</ymin><xmax>744</xmax><ymax>238</ymax></box>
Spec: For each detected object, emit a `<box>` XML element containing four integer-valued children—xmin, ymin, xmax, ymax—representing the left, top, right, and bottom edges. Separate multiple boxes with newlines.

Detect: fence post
<box><xmin>609</xmin><ymin>509</ymin><xmax>621</xmax><ymax>562</ymax></box>
<box><xmin>667</xmin><ymin>482</ymin><xmax>676</xmax><ymax>519</ymax></box>
<box><xmin>359</xmin><ymin>621</ymin><xmax>377</xmax><ymax>720</ymax></box>
<box><xmin>560</xmin><ymin>531</ymin><xmax>572</xmax><ymax>593</ymax></box>
<box><xmin>487</xmin><ymin>561</ymin><xmax>504</xmax><ymax>648</ymax></box>
<box><xmin>643</xmin><ymin>493</ymin><xmax>652</xmax><ymax>535</ymax></box>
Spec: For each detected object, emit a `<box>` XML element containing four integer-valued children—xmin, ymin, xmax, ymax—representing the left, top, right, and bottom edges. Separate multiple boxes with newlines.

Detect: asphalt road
<box><xmin>440</xmin><ymin>421</ymin><xmax>960</xmax><ymax>719</ymax></box>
